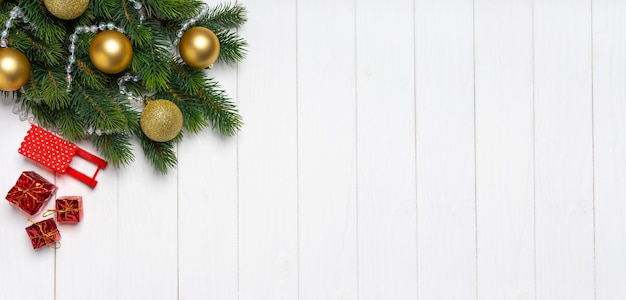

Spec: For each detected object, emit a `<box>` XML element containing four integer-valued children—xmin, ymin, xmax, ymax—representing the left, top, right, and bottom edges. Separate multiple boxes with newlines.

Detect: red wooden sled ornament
<box><xmin>18</xmin><ymin>125</ymin><xmax>108</xmax><ymax>188</ymax></box>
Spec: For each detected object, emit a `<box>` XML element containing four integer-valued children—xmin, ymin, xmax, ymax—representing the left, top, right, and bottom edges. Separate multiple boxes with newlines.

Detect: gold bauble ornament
<box><xmin>179</xmin><ymin>27</ymin><xmax>220</xmax><ymax>69</ymax></box>
<box><xmin>44</xmin><ymin>0</ymin><xmax>89</xmax><ymax>20</ymax></box>
<box><xmin>89</xmin><ymin>30</ymin><xmax>133</xmax><ymax>74</ymax></box>
<box><xmin>140</xmin><ymin>100</ymin><xmax>184</xmax><ymax>142</ymax></box>
<box><xmin>0</xmin><ymin>48</ymin><xmax>30</xmax><ymax>91</ymax></box>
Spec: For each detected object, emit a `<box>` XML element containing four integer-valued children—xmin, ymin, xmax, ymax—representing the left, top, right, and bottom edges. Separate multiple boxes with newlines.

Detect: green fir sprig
<box><xmin>0</xmin><ymin>0</ymin><xmax>247</xmax><ymax>173</ymax></box>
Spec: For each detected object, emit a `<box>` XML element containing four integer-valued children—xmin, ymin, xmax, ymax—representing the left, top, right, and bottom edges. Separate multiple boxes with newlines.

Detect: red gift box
<box><xmin>44</xmin><ymin>196</ymin><xmax>83</xmax><ymax>223</ymax></box>
<box><xmin>25</xmin><ymin>218</ymin><xmax>61</xmax><ymax>249</ymax></box>
<box><xmin>5</xmin><ymin>171</ymin><xmax>58</xmax><ymax>215</ymax></box>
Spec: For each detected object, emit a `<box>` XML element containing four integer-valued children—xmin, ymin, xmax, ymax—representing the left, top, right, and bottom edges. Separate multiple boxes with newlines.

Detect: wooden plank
<box><xmin>55</xmin><ymin>143</ymin><xmax>119</xmax><ymax>300</ymax></box>
<box><xmin>592</xmin><ymin>0</ymin><xmax>626</xmax><ymax>298</ymax></box>
<box><xmin>237</xmin><ymin>0</ymin><xmax>299</xmax><ymax>298</ymax></box>
<box><xmin>179</xmin><ymin>1</ymin><xmax>240</xmax><ymax>298</ymax></box>
<box><xmin>0</xmin><ymin>113</ymin><xmax>55</xmax><ymax>300</ymax></box>
<box><xmin>356</xmin><ymin>0</ymin><xmax>417</xmax><ymax>299</ymax></box>
<box><xmin>415</xmin><ymin>0</ymin><xmax>476</xmax><ymax>298</ymax></box>
<box><xmin>177</xmin><ymin>53</ymin><xmax>239</xmax><ymax>300</ymax></box>
<box><xmin>297</xmin><ymin>0</ymin><xmax>357</xmax><ymax>299</ymax></box>
<box><xmin>474</xmin><ymin>0</ymin><xmax>535</xmax><ymax>299</ymax></box>
<box><xmin>116</xmin><ymin>145</ymin><xmax>178</xmax><ymax>299</ymax></box>
<box><xmin>534</xmin><ymin>0</ymin><xmax>595</xmax><ymax>298</ymax></box>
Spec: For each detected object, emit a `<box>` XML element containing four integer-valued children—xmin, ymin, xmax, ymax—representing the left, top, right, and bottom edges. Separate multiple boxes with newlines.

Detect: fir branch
<box><xmin>169</xmin><ymin>60</ymin><xmax>206</xmax><ymax>93</ymax></box>
<box><xmin>216</xmin><ymin>30</ymin><xmax>247</xmax><ymax>64</ymax></box>
<box><xmin>130</xmin><ymin>22</ymin><xmax>172</xmax><ymax>92</ymax></box>
<box><xmin>196</xmin><ymin>3</ymin><xmax>247</xmax><ymax>32</ymax></box>
<box><xmin>166</xmin><ymin>61</ymin><xmax>241</xmax><ymax>135</ymax></box>
<box><xmin>19</xmin><ymin>0</ymin><xmax>67</xmax><ymax>43</ymax></box>
<box><xmin>71</xmin><ymin>83</ymin><xmax>130</xmax><ymax>133</ymax></box>
<box><xmin>109</xmin><ymin>0</ymin><xmax>148</xmax><ymax>46</ymax></box>
<box><xmin>176</xmin><ymin>100</ymin><xmax>208</xmax><ymax>133</ymax></box>
<box><xmin>83</xmin><ymin>0</ymin><xmax>117</xmax><ymax>21</ymax></box>
<box><xmin>1</xmin><ymin>0</ymin><xmax>247</xmax><ymax>173</ymax></box>
<box><xmin>73</xmin><ymin>58</ymin><xmax>108</xmax><ymax>90</ymax></box>
<box><xmin>23</xmin><ymin>100</ymin><xmax>57</xmax><ymax>130</ymax></box>
<box><xmin>54</xmin><ymin>108</ymin><xmax>86</xmax><ymax>141</ymax></box>
<box><xmin>27</xmin><ymin>66</ymin><xmax>70</xmax><ymax>109</ymax></box>
<box><xmin>134</xmin><ymin>126</ymin><xmax>178</xmax><ymax>173</ymax></box>
<box><xmin>10</xmin><ymin>31</ymin><xmax>64</xmax><ymax>67</ymax></box>
<box><xmin>159</xmin><ymin>84</ymin><xmax>208</xmax><ymax>133</ymax></box>
<box><xmin>89</xmin><ymin>132</ymin><xmax>135</xmax><ymax>168</ymax></box>
<box><xmin>143</xmin><ymin>0</ymin><xmax>202</xmax><ymax>20</ymax></box>
<box><xmin>197</xmin><ymin>78</ymin><xmax>242</xmax><ymax>136</ymax></box>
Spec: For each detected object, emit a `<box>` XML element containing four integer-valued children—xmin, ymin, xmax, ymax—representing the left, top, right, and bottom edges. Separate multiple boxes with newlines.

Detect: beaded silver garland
<box><xmin>173</xmin><ymin>4</ymin><xmax>209</xmax><ymax>45</ymax></box>
<box><xmin>117</xmin><ymin>72</ymin><xmax>145</xmax><ymax>106</ymax></box>
<box><xmin>65</xmin><ymin>23</ymin><xmax>125</xmax><ymax>92</ymax></box>
<box><xmin>0</xmin><ymin>6</ymin><xmax>33</xmax><ymax>48</ymax></box>
<box><xmin>128</xmin><ymin>0</ymin><xmax>146</xmax><ymax>24</ymax></box>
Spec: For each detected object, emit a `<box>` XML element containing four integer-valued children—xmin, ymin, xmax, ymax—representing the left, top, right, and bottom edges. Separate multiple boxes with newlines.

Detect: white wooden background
<box><xmin>0</xmin><ymin>0</ymin><xmax>625</xmax><ymax>299</ymax></box>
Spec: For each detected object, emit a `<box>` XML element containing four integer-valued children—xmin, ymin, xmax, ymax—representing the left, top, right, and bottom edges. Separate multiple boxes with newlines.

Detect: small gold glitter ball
<box><xmin>179</xmin><ymin>27</ymin><xmax>220</xmax><ymax>69</ymax></box>
<box><xmin>44</xmin><ymin>0</ymin><xmax>89</xmax><ymax>20</ymax></box>
<box><xmin>89</xmin><ymin>30</ymin><xmax>133</xmax><ymax>74</ymax></box>
<box><xmin>140</xmin><ymin>100</ymin><xmax>184</xmax><ymax>142</ymax></box>
<box><xmin>0</xmin><ymin>48</ymin><xmax>31</xmax><ymax>91</ymax></box>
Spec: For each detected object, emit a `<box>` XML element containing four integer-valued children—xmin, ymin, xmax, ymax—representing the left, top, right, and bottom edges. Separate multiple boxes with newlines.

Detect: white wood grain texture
<box><xmin>178</xmin><ymin>54</ymin><xmax>239</xmax><ymax>300</ymax></box>
<box><xmin>0</xmin><ymin>107</ymin><xmax>55</xmax><ymax>300</ymax></box>
<box><xmin>593</xmin><ymin>0</ymin><xmax>626</xmax><ymax>298</ymax></box>
<box><xmin>415</xmin><ymin>0</ymin><xmax>476</xmax><ymax>299</ymax></box>
<box><xmin>116</xmin><ymin>146</ymin><xmax>178</xmax><ymax>299</ymax></box>
<box><xmin>237</xmin><ymin>0</ymin><xmax>299</xmax><ymax>299</ymax></box>
<box><xmin>356</xmin><ymin>0</ymin><xmax>417</xmax><ymax>299</ymax></box>
<box><xmin>297</xmin><ymin>0</ymin><xmax>357</xmax><ymax>299</ymax></box>
<box><xmin>55</xmin><ymin>143</ymin><xmax>119</xmax><ymax>300</ymax></box>
<box><xmin>474</xmin><ymin>0</ymin><xmax>535</xmax><ymax>299</ymax></box>
<box><xmin>534</xmin><ymin>0</ymin><xmax>595</xmax><ymax>299</ymax></box>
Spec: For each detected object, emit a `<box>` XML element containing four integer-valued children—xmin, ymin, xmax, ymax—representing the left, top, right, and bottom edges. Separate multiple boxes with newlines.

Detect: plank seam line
<box><xmin>590</xmin><ymin>1</ymin><xmax>597</xmax><ymax>298</ymax></box>
<box><xmin>295</xmin><ymin>0</ymin><xmax>301</xmax><ymax>298</ymax></box>
<box><xmin>236</xmin><ymin>29</ymin><xmax>241</xmax><ymax>300</ymax></box>
<box><xmin>354</xmin><ymin>0</ymin><xmax>360</xmax><ymax>298</ymax></box>
<box><xmin>412</xmin><ymin>0</ymin><xmax>419</xmax><ymax>298</ymax></box>
<box><xmin>472</xmin><ymin>0</ymin><xmax>479</xmax><ymax>299</ymax></box>
<box><xmin>531</xmin><ymin>0</ymin><xmax>537</xmax><ymax>298</ymax></box>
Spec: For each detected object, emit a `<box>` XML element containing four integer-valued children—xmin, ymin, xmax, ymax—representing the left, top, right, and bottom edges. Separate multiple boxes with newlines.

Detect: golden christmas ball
<box><xmin>89</xmin><ymin>30</ymin><xmax>133</xmax><ymax>74</ymax></box>
<box><xmin>0</xmin><ymin>48</ymin><xmax>30</xmax><ymax>91</ymax></box>
<box><xmin>44</xmin><ymin>0</ymin><xmax>89</xmax><ymax>20</ymax></box>
<box><xmin>179</xmin><ymin>27</ymin><xmax>220</xmax><ymax>69</ymax></box>
<box><xmin>140</xmin><ymin>100</ymin><xmax>184</xmax><ymax>142</ymax></box>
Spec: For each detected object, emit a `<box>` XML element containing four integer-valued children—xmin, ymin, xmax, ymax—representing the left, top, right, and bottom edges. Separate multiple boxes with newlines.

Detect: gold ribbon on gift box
<box><xmin>8</xmin><ymin>182</ymin><xmax>50</xmax><ymax>205</ymax></box>
<box><xmin>27</xmin><ymin>219</ymin><xmax>61</xmax><ymax>249</ymax></box>
<box><xmin>42</xmin><ymin>199</ymin><xmax>82</xmax><ymax>220</ymax></box>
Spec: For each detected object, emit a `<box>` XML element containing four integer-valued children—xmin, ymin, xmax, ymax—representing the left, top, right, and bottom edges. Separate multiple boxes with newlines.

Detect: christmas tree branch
<box><xmin>0</xmin><ymin>0</ymin><xmax>246</xmax><ymax>173</ymax></box>
<box><xmin>167</xmin><ymin>61</ymin><xmax>242</xmax><ymax>136</ymax></box>
<box><xmin>89</xmin><ymin>132</ymin><xmax>135</xmax><ymax>168</ymax></box>
<box><xmin>197</xmin><ymin>79</ymin><xmax>242</xmax><ymax>136</ymax></box>
<box><xmin>216</xmin><ymin>30</ymin><xmax>247</xmax><ymax>64</ymax></box>
<box><xmin>197</xmin><ymin>2</ymin><xmax>247</xmax><ymax>32</ymax></box>
<box><xmin>134</xmin><ymin>126</ymin><xmax>178</xmax><ymax>173</ymax></box>
<box><xmin>144</xmin><ymin>0</ymin><xmax>202</xmax><ymax>20</ymax></box>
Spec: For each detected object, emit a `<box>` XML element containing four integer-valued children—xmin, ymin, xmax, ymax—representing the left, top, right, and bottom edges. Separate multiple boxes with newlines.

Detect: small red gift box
<box><xmin>25</xmin><ymin>218</ymin><xmax>61</xmax><ymax>249</ymax></box>
<box><xmin>5</xmin><ymin>171</ymin><xmax>58</xmax><ymax>215</ymax></box>
<box><xmin>44</xmin><ymin>196</ymin><xmax>83</xmax><ymax>223</ymax></box>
